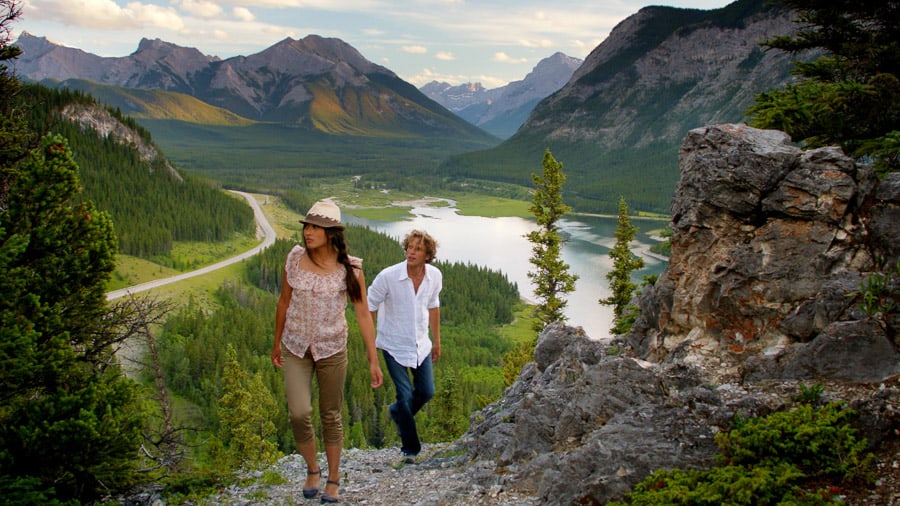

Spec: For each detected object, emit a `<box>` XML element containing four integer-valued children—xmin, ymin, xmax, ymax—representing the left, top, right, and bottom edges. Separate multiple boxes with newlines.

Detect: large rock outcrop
<box><xmin>457</xmin><ymin>124</ymin><xmax>899</xmax><ymax>505</ymax></box>
<box><xmin>630</xmin><ymin>123</ymin><xmax>899</xmax><ymax>383</ymax></box>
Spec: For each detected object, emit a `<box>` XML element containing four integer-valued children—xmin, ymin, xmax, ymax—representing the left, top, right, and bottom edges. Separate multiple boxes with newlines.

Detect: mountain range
<box><xmin>12</xmin><ymin>0</ymin><xmax>804</xmax><ymax>214</ymax></box>
<box><xmin>419</xmin><ymin>52</ymin><xmax>583</xmax><ymax>139</ymax></box>
<box><xmin>13</xmin><ymin>33</ymin><xmax>487</xmax><ymax>139</ymax></box>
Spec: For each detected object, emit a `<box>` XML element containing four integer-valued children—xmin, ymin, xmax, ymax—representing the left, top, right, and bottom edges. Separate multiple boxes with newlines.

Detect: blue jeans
<box><xmin>382</xmin><ymin>350</ymin><xmax>434</xmax><ymax>456</ymax></box>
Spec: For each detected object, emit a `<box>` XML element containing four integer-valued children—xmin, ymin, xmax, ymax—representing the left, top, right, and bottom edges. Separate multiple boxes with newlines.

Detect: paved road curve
<box><xmin>105</xmin><ymin>191</ymin><xmax>277</xmax><ymax>300</ymax></box>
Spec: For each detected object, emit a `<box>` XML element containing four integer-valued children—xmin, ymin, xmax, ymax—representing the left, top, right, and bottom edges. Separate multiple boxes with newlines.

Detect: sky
<box><xmin>14</xmin><ymin>0</ymin><xmax>732</xmax><ymax>89</ymax></box>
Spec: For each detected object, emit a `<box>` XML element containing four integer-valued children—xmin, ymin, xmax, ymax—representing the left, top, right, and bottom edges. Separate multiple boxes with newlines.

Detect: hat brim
<box><xmin>299</xmin><ymin>216</ymin><xmax>345</xmax><ymax>230</ymax></box>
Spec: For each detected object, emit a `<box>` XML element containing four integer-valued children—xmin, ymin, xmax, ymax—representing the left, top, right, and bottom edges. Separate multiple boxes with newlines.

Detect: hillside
<box><xmin>440</xmin><ymin>0</ymin><xmax>803</xmax><ymax>214</ymax></box>
<box><xmin>14</xmin><ymin>0</ymin><xmax>806</xmax><ymax>212</ymax></box>
<box><xmin>47</xmin><ymin>79</ymin><xmax>254</xmax><ymax>126</ymax></box>
<box><xmin>20</xmin><ymin>84</ymin><xmax>254</xmax><ymax>258</ymax></box>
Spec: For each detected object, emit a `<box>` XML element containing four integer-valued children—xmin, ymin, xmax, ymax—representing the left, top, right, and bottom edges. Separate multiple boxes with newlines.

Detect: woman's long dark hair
<box><xmin>326</xmin><ymin>228</ymin><xmax>362</xmax><ymax>302</ymax></box>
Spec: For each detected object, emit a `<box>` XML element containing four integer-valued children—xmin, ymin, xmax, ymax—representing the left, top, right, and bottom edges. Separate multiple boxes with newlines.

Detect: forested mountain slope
<box><xmin>441</xmin><ymin>0</ymin><xmax>803</xmax><ymax>214</ymax></box>
<box><xmin>21</xmin><ymin>84</ymin><xmax>254</xmax><ymax>258</ymax></box>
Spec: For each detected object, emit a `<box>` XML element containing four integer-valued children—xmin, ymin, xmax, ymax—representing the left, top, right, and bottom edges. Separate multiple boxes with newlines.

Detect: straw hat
<box><xmin>299</xmin><ymin>200</ymin><xmax>345</xmax><ymax>230</ymax></box>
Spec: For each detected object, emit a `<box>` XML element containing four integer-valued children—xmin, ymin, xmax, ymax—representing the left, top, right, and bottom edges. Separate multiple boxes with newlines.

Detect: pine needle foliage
<box><xmin>526</xmin><ymin>149</ymin><xmax>578</xmax><ymax>333</ymax></box>
<box><xmin>600</xmin><ymin>197</ymin><xmax>645</xmax><ymax>335</ymax></box>
<box><xmin>611</xmin><ymin>399</ymin><xmax>873</xmax><ymax>505</ymax></box>
<box><xmin>747</xmin><ymin>0</ymin><xmax>900</xmax><ymax>174</ymax></box>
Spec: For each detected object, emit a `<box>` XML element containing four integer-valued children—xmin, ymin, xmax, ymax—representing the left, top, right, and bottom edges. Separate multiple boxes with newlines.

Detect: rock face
<box><xmin>458</xmin><ymin>124</ymin><xmax>899</xmax><ymax>505</ymax></box>
<box><xmin>630</xmin><ymin>123</ymin><xmax>899</xmax><ymax>384</ymax></box>
<box><xmin>524</xmin><ymin>0</ymin><xmax>801</xmax><ymax>149</ymax></box>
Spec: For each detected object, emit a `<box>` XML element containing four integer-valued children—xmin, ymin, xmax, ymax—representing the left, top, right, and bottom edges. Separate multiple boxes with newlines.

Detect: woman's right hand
<box><xmin>271</xmin><ymin>345</ymin><xmax>283</xmax><ymax>368</ymax></box>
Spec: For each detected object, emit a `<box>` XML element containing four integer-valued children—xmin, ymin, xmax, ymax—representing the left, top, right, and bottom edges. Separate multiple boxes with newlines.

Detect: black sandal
<box><xmin>321</xmin><ymin>479</ymin><xmax>340</xmax><ymax>503</ymax></box>
<box><xmin>302</xmin><ymin>468</ymin><xmax>320</xmax><ymax>499</ymax></box>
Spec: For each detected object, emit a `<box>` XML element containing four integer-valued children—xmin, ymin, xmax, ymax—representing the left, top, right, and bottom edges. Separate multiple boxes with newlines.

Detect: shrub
<box><xmin>611</xmin><ymin>399</ymin><xmax>873</xmax><ymax>505</ymax></box>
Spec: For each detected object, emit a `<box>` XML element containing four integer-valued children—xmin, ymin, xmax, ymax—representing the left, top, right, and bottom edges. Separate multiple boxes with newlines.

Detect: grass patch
<box><xmin>347</xmin><ymin>205</ymin><xmax>414</xmax><ymax>221</ymax></box>
<box><xmin>107</xmin><ymin>255</ymin><xmax>182</xmax><ymax>291</ymax></box>
<box><xmin>450</xmin><ymin>193</ymin><xmax>531</xmax><ymax>218</ymax></box>
<box><xmin>251</xmin><ymin>192</ymin><xmax>304</xmax><ymax>240</ymax></box>
<box><xmin>314</xmin><ymin>178</ymin><xmax>420</xmax><ymax>207</ymax></box>
<box><xmin>151</xmin><ymin>234</ymin><xmax>259</xmax><ymax>272</ymax></box>
<box><xmin>635</xmin><ymin>210</ymin><xmax>670</xmax><ymax>220</ymax></box>
<box><xmin>144</xmin><ymin>262</ymin><xmax>246</xmax><ymax>310</ymax></box>
<box><xmin>498</xmin><ymin>302</ymin><xmax>539</xmax><ymax>345</ymax></box>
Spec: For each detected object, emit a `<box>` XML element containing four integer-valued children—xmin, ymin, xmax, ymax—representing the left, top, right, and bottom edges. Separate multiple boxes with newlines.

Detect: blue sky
<box><xmin>15</xmin><ymin>0</ymin><xmax>731</xmax><ymax>88</ymax></box>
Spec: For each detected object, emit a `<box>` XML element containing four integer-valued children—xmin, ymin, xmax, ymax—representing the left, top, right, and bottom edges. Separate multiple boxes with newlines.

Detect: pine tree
<box><xmin>210</xmin><ymin>345</ymin><xmax>281</xmax><ymax>472</ymax></box>
<box><xmin>747</xmin><ymin>0</ymin><xmax>899</xmax><ymax>173</ymax></box>
<box><xmin>0</xmin><ymin>0</ymin><xmax>30</xmax><ymax>176</ymax></box>
<box><xmin>599</xmin><ymin>197</ymin><xmax>645</xmax><ymax>335</ymax></box>
<box><xmin>526</xmin><ymin>149</ymin><xmax>578</xmax><ymax>333</ymax></box>
<box><xmin>0</xmin><ymin>133</ymin><xmax>145</xmax><ymax>503</ymax></box>
<box><xmin>426</xmin><ymin>370</ymin><xmax>468</xmax><ymax>441</ymax></box>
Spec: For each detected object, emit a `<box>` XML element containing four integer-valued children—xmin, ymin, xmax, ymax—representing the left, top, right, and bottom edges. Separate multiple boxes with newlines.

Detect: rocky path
<box><xmin>203</xmin><ymin>444</ymin><xmax>539</xmax><ymax>506</ymax></box>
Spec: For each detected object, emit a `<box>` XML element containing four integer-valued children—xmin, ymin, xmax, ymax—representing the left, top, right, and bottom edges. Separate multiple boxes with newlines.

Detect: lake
<box><xmin>345</xmin><ymin>200</ymin><xmax>668</xmax><ymax>339</ymax></box>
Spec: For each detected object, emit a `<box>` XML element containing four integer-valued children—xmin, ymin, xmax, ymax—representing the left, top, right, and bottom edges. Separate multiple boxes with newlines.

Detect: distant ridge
<box><xmin>420</xmin><ymin>52</ymin><xmax>582</xmax><ymax>139</ymax></box>
<box><xmin>13</xmin><ymin>33</ymin><xmax>491</xmax><ymax>140</ymax></box>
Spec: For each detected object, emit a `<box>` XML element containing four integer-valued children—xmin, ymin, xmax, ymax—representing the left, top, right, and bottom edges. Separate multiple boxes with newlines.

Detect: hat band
<box><xmin>302</xmin><ymin>214</ymin><xmax>343</xmax><ymax>229</ymax></box>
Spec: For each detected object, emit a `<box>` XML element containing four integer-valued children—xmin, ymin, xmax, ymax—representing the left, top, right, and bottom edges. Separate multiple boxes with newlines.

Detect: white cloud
<box><xmin>126</xmin><ymin>2</ymin><xmax>186</xmax><ymax>31</ymax></box>
<box><xmin>401</xmin><ymin>45</ymin><xmax>427</xmax><ymax>54</ymax></box>
<box><xmin>492</xmin><ymin>52</ymin><xmax>528</xmax><ymax>64</ymax></box>
<box><xmin>435</xmin><ymin>51</ymin><xmax>454</xmax><ymax>61</ymax></box>
<box><xmin>24</xmin><ymin>0</ymin><xmax>142</xmax><ymax>29</ymax></box>
<box><xmin>233</xmin><ymin>7</ymin><xmax>255</xmax><ymax>22</ymax></box>
<box><xmin>22</xmin><ymin>0</ymin><xmax>184</xmax><ymax>31</ymax></box>
<box><xmin>519</xmin><ymin>38</ymin><xmax>554</xmax><ymax>49</ymax></box>
<box><xmin>177</xmin><ymin>0</ymin><xmax>223</xmax><ymax>18</ymax></box>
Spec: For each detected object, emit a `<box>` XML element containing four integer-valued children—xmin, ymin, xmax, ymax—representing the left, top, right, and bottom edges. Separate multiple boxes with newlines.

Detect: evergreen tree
<box><xmin>526</xmin><ymin>149</ymin><xmax>578</xmax><ymax>333</ymax></box>
<box><xmin>424</xmin><ymin>370</ymin><xmax>468</xmax><ymax>441</ymax></box>
<box><xmin>209</xmin><ymin>345</ymin><xmax>281</xmax><ymax>472</ymax></box>
<box><xmin>0</xmin><ymin>0</ymin><xmax>30</xmax><ymax>174</ymax></box>
<box><xmin>1</xmin><ymin>13</ymin><xmax>145</xmax><ymax>498</ymax></box>
<box><xmin>0</xmin><ymin>133</ymin><xmax>145</xmax><ymax>503</ymax></box>
<box><xmin>747</xmin><ymin>0</ymin><xmax>899</xmax><ymax>173</ymax></box>
<box><xmin>599</xmin><ymin>197</ymin><xmax>645</xmax><ymax>335</ymax></box>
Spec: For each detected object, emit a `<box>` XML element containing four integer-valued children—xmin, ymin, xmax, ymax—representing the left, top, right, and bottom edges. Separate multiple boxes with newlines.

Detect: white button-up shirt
<box><xmin>367</xmin><ymin>260</ymin><xmax>442</xmax><ymax>368</ymax></box>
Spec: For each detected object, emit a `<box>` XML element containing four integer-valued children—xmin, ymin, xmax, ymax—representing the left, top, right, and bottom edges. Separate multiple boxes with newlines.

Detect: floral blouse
<box><xmin>282</xmin><ymin>245</ymin><xmax>362</xmax><ymax>360</ymax></box>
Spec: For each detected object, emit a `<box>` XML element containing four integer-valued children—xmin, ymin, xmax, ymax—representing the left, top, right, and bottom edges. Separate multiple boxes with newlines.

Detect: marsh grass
<box><xmin>448</xmin><ymin>193</ymin><xmax>531</xmax><ymax>218</ymax></box>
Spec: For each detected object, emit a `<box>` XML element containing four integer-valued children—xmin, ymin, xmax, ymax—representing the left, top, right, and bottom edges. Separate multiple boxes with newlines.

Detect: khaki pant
<box><xmin>282</xmin><ymin>348</ymin><xmax>347</xmax><ymax>446</ymax></box>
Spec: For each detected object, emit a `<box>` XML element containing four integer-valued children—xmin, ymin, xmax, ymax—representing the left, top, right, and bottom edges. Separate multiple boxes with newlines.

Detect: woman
<box><xmin>272</xmin><ymin>199</ymin><xmax>383</xmax><ymax>504</ymax></box>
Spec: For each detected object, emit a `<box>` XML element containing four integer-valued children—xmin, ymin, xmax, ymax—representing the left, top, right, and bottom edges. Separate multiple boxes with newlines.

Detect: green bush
<box><xmin>716</xmin><ymin>402</ymin><xmax>871</xmax><ymax>479</ymax></box>
<box><xmin>611</xmin><ymin>400</ymin><xmax>873</xmax><ymax>505</ymax></box>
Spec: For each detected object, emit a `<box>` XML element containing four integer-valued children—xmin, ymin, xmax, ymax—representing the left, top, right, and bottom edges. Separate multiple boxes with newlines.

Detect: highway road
<box><xmin>105</xmin><ymin>191</ymin><xmax>277</xmax><ymax>300</ymax></box>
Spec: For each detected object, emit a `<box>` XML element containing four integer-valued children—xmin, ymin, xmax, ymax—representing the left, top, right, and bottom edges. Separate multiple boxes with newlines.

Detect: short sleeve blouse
<box><xmin>282</xmin><ymin>245</ymin><xmax>362</xmax><ymax>360</ymax></box>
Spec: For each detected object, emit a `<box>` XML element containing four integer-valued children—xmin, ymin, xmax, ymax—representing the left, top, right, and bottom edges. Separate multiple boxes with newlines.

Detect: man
<box><xmin>368</xmin><ymin>230</ymin><xmax>442</xmax><ymax>462</ymax></box>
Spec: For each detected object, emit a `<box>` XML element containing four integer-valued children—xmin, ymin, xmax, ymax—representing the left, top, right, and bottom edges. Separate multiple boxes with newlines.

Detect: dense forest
<box><xmin>439</xmin><ymin>138</ymin><xmax>681</xmax><ymax>215</ymax></box>
<box><xmin>19</xmin><ymin>85</ymin><xmax>254</xmax><ymax>258</ymax></box>
<box><xmin>157</xmin><ymin>229</ymin><xmax>524</xmax><ymax>458</ymax></box>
